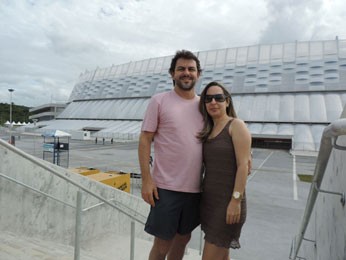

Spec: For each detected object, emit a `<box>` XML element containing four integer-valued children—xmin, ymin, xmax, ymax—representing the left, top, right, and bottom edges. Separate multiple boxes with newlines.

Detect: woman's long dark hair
<box><xmin>197</xmin><ymin>81</ymin><xmax>237</xmax><ymax>143</ymax></box>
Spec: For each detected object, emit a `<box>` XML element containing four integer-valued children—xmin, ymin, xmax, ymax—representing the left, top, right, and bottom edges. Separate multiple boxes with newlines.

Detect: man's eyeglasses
<box><xmin>204</xmin><ymin>94</ymin><xmax>227</xmax><ymax>103</ymax></box>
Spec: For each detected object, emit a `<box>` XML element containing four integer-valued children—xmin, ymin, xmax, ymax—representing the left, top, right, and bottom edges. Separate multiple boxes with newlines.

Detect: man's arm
<box><xmin>138</xmin><ymin>131</ymin><xmax>158</xmax><ymax>206</ymax></box>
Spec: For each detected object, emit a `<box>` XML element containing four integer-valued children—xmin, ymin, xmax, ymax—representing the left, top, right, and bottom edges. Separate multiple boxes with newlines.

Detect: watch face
<box><xmin>233</xmin><ymin>191</ymin><xmax>240</xmax><ymax>199</ymax></box>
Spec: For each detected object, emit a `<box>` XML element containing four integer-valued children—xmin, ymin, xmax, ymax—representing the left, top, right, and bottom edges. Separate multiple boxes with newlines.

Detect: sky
<box><xmin>0</xmin><ymin>0</ymin><xmax>345</xmax><ymax>107</ymax></box>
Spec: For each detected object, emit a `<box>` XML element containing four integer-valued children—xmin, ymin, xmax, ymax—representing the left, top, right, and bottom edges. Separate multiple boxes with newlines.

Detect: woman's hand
<box><xmin>226</xmin><ymin>199</ymin><xmax>241</xmax><ymax>224</ymax></box>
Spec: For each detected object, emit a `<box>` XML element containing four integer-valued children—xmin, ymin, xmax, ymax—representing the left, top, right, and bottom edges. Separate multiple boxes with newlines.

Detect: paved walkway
<box><xmin>0</xmin><ymin>231</ymin><xmax>202</xmax><ymax>260</ymax></box>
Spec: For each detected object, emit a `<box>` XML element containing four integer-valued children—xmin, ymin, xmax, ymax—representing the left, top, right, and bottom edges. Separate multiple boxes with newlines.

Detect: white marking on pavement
<box><xmin>293</xmin><ymin>154</ymin><xmax>298</xmax><ymax>200</ymax></box>
<box><xmin>247</xmin><ymin>151</ymin><xmax>274</xmax><ymax>182</ymax></box>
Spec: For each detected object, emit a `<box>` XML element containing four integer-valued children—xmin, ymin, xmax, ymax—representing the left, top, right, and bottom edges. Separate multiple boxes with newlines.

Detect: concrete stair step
<box><xmin>0</xmin><ymin>231</ymin><xmax>203</xmax><ymax>260</ymax></box>
<box><xmin>0</xmin><ymin>231</ymin><xmax>98</xmax><ymax>260</ymax></box>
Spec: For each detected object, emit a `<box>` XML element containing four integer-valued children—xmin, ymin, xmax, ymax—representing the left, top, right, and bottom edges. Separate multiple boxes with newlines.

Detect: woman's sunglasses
<box><xmin>204</xmin><ymin>94</ymin><xmax>227</xmax><ymax>103</ymax></box>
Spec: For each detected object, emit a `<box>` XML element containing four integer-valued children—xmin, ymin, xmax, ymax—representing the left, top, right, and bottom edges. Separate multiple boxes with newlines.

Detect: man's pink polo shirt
<box><xmin>141</xmin><ymin>90</ymin><xmax>203</xmax><ymax>193</ymax></box>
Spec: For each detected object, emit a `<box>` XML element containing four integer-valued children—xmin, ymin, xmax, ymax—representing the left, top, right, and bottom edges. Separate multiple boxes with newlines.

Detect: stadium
<box><xmin>29</xmin><ymin>38</ymin><xmax>346</xmax><ymax>151</ymax></box>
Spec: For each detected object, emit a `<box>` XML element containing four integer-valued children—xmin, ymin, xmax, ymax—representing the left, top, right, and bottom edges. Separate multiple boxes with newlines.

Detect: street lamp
<box><xmin>8</xmin><ymin>88</ymin><xmax>14</xmax><ymax>144</ymax></box>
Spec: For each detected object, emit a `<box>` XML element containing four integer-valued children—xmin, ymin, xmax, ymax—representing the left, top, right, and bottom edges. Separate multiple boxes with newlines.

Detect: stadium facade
<box><xmin>32</xmin><ymin>38</ymin><xmax>346</xmax><ymax>151</ymax></box>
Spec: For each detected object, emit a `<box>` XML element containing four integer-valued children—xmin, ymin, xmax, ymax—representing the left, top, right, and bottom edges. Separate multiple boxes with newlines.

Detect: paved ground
<box><xmin>0</xmin><ymin>230</ymin><xmax>202</xmax><ymax>260</ymax></box>
<box><xmin>1</xmin><ymin>133</ymin><xmax>317</xmax><ymax>260</ymax></box>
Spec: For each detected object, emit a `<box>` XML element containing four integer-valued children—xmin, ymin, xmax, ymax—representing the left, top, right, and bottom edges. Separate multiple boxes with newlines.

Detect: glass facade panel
<box><xmin>325</xmin><ymin>94</ymin><xmax>342</xmax><ymax>120</ymax></box>
<box><xmin>94</xmin><ymin>68</ymin><xmax>106</xmax><ymax>79</ymax></box>
<box><xmin>311</xmin><ymin>124</ymin><xmax>325</xmax><ymax>149</ymax></box>
<box><xmin>310</xmin><ymin>94</ymin><xmax>327</xmax><ymax>122</ymax></box>
<box><xmin>127</xmin><ymin>62</ymin><xmax>136</xmax><ymax>75</ymax></box>
<box><xmin>294</xmin><ymin>94</ymin><xmax>310</xmax><ymax>121</ymax></box>
<box><xmin>262</xmin><ymin>123</ymin><xmax>278</xmax><ymax>135</ymax></box>
<box><xmin>147</xmin><ymin>59</ymin><xmax>157</xmax><ymax>73</ymax></box>
<box><xmin>109</xmin><ymin>64</ymin><xmax>120</xmax><ymax>78</ymax></box>
<box><xmin>140</xmin><ymin>59</ymin><xmax>149</xmax><ymax>74</ymax></box>
<box><xmin>197</xmin><ymin>51</ymin><xmax>208</xmax><ymax>68</ymax></box>
<box><xmin>279</xmin><ymin>94</ymin><xmax>294</xmax><ymax>121</ymax></box>
<box><xmin>296</xmin><ymin>42</ymin><xmax>309</xmax><ymax>58</ymax></box>
<box><xmin>237</xmin><ymin>95</ymin><xmax>254</xmax><ymax>119</ymax></box>
<box><xmin>259</xmin><ymin>45</ymin><xmax>270</xmax><ymax>64</ymax></box>
<box><xmin>162</xmin><ymin>56</ymin><xmax>173</xmax><ymax>72</ymax></box>
<box><xmin>265</xmin><ymin>95</ymin><xmax>280</xmax><ymax>121</ymax></box>
<box><xmin>339</xmin><ymin>40</ymin><xmax>346</xmax><ymax>58</ymax></box>
<box><xmin>271</xmin><ymin>44</ymin><xmax>283</xmax><ymax>61</ymax></box>
<box><xmin>236</xmin><ymin>47</ymin><xmax>248</xmax><ymax>66</ymax></box>
<box><xmin>247</xmin><ymin>123</ymin><xmax>263</xmax><ymax>134</ymax></box>
<box><xmin>283</xmin><ymin>42</ymin><xmax>296</xmax><ymax>62</ymax></box>
<box><xmin>225</xmin><ymin>48</ymin><xmax>237</xmax><ymax>65</ymax></box>
<box><xmin>114</xmin><ymin>64</ymin><xmax>122</xmax><ymax>77</ymax></box>
<box><xmin>277</xmin><ymin>124</ymin><xmax>294</xmax><ymax>135</ymax></box>
<box><xmin>101</xmin><ymin>67</ymin><xmax>111</xmax><ymax>78</ymax></box>
<box><xmin>251</xmin><ymin>95</ymin><xmax>266</xmax><ymax>121</ymax></box>
<box><xmin>154</xmin><ymin>57</ymin><xmax>164</xmax><ymax>73</ymax></box>
<box><xmin>216</xmin><ymin>49</ymin><xmax>227</xmax><ymax>67</ymax></box>
<box><xmin>79</xmin><ymin>71</ymin><xmax>93</xmax><ymax>82</ymax></box>
<box><xmin>119</xmin><ymin>63</ymin><xmax>130</xmax><ymax>76</ymax></box>
<box><xmin>294</xmin><ymin>124</ymin><xmax>315</xmax><ymax>150</ymax></box>
<box><xmin>324</xmin><ymin>40</ymin><xmax>338</xmax><ymax>55</ymax></box>
<box><xmin>205</xmin><ymin>50</ymin><xmax>217</xmax><ymax>68</ymax></box>
<box><xmin>310</xmin><ymin>41</ymin><xmax>323</xmax><ymax>60</ymax></box>
<box><xmin>247</xmin><ymin>45</ymin><xmax>259</xmax><ymax>64</ymax></box>
<box><xmin>133</xmin><ymin>61</ymin><xmax>143</xmax><ymax>75</ymax></box>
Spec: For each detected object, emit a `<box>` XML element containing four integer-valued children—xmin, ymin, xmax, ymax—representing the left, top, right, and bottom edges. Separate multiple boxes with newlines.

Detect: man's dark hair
<box><xmin>169</xmin><ymin>50</ymin><xmax>202</xmax><ymax>75</ymax></box>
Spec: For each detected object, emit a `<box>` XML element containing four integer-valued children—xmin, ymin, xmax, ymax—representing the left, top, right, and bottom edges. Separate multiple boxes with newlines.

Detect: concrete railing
<box><xmin>290</xmin><ymin>118</ymin><xmax>346</xmax><ymax>259</ymax></box>
<box><xmin>0</xmin><ymin>138</ymin><xmax>147</xmax><ymax>224</ymax></box>
<box><xmin>0</xmin><ymin>138</ymin><xmax>150</xmax><ymax>259</ymax></box>
<box><xmin>0</xmin><ymin>172</ymin><xmax>144</xmax><ymax>260</ymax></box>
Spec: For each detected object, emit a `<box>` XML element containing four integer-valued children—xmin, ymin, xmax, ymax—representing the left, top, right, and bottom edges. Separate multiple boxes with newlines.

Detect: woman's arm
<box><xmin>226</xmin><ymin>118</ymin><xmax>252</xmax><ymax>224</ymax></box>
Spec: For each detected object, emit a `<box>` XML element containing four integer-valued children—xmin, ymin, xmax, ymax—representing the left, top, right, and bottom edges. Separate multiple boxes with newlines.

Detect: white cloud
<box><xmin>0</xmin><ymin>0</ymin><xmax>345</xmax><ymax>107</ymax></box>
<box><xmin>259</xmin><ymin>0</ymin><xmax>346</xmax><ymax>43</ymax></box>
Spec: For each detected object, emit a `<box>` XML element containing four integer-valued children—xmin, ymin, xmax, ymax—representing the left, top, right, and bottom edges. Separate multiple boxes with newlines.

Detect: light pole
<box><xmin>8</xmin><ymin>88</ymin><xmax>14</xmax><ymax>144</ymax></box>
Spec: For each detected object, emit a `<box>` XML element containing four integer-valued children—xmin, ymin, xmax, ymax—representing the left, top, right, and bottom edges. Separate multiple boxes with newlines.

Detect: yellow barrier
<box><xmin>87</xmin><ymin>171</ymin><xmax>131</xmax><ymax>193</ymax></box>
<box><xmin>69</xmin><ymin>167</ymin><xmax>100</xmax><ymax>176</ymax></box>
<box><xmin>69</xmin><ymin>168</ymin><xmax>131</xmax><ymax>193</ymax></box>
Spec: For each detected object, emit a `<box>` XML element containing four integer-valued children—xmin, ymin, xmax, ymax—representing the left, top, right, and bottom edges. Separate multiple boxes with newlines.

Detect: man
<box><xmin>138</xmin><ymin>50</ymin><xmax>203</xmax><ymax>260</ymax></box>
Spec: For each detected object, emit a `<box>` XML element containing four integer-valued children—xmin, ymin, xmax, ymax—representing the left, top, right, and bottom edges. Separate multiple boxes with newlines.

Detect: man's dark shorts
<box><xmin>144</xmin><ymin>188</ymin><xmax>201</xmax><ymax>241</ymax></box>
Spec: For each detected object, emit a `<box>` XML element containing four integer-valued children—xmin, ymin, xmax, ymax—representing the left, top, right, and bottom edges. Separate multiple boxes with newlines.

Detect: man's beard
<box><xmin>175</xmin><ymin>77</ymin><xmax>196</xmax><ymax>91</ymax></box>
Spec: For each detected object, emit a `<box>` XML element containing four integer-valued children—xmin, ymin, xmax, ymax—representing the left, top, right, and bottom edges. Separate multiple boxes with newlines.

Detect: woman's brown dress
<box><xmin>200</xmin><ymin>120</ymin><xmax>247</xmax><ymax>249</ymax></box>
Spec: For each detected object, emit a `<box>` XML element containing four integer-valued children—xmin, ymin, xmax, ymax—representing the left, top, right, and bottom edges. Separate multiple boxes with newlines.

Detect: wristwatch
<box><xmin>232</xmin><ymin>191</ymin><xmax>243</xmax><ymax>200</ymax></box>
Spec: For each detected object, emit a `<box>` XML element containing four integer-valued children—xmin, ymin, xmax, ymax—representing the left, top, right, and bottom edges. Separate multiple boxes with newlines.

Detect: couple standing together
<box><xmin>138</xmin><ymin>50</ymin><xmax>251</xmax><ymax>260</ymax></box>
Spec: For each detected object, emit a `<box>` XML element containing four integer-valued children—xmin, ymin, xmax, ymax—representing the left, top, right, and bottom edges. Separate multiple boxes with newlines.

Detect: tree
<box><xmin>0</xmin><ymin>103</ymin><xmax>31</xmax><ymax>126</ymax></box>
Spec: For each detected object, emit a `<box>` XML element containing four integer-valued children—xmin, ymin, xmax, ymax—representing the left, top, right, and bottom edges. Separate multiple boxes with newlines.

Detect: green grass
<box><xmin>298</xmin><ymin>174</ymin><xmax>313</xmax><ymax>183</ymax></box>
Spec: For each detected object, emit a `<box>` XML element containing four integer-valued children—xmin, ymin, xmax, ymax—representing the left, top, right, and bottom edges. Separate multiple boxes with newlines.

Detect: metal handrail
<box><xmin>0</xmin><ymin>138</ymin><xmax>146</xmax><ymax>225</ymax></box>
<box><xmin>0</xmin><ymin>172</ymin><xmax>147</xmax><ymax>217</ymax></box>
<box><xmin>0</xmin><ymin>173</ymin><xmax>75</xmax><ymax>208</ymax></box>
<box><xmin>290</xmin><ymin>118</ymin><xmax>346</xmax><ymax>259</ymax></box>
<box><xmin>81</xmin><ymin>197</ymin><xmax>146</xmax><ymax>218</ymax></box>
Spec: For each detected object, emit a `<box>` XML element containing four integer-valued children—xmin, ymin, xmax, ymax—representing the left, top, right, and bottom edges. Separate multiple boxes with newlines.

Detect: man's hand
<box><xmin>141</xmin><ymin>178</ymin><xmax>159</xmax><ymax>207</ymax></box>
<box><xmin>138</xmin><ymin>131</ymin><xmax>158</xmax><ymax>206</ymax></box>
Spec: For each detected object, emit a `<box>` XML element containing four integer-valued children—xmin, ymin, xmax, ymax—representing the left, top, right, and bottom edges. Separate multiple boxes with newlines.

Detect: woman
<box><xmin>198</xmin><ymin>81</ymin><xmax>251</xmax><ymax>260</ymax></box>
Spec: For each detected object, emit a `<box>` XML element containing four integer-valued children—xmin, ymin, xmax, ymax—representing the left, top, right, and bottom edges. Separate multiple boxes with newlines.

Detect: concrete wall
<box><xmin>0</xmin><ymin>140</ymin><xmax>150</xmax><ymax>248</ymax></box>
<box><xmin>299</xmin><ymin>111</ymin><xmax>346</xmax><ymax>259</ymax></box>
